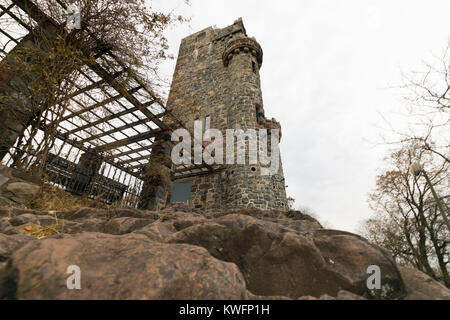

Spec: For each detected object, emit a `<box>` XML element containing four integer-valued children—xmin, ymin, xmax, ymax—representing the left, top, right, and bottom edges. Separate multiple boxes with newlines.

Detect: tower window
<box><xmin>254</xmin><ymin>103</ymin><xmax>265</xmax><ymax>124</ymax></box>
<box><xmin>252</xmin><ymin>61</ymin><xmax>257</xmax><ymax>74</ymax></box>
<box><xmin>171</xmin><ymin>181</ymin><xmax>192</xmax><ymax>204</ymax></box>
<box><xmin>197</xmin><ymin>32</ymin><xmax>206</xmax><ymax>42</ymax></box>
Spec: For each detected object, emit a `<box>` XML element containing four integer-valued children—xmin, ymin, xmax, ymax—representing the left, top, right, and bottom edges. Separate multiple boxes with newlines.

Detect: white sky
<box><xmin>154</xmin><ymin>0</ymin><xmax>450</xmax><ymax>232</ymax></box>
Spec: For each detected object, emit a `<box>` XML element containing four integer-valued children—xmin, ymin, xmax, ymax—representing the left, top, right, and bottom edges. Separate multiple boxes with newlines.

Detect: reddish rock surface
<box><xmin>0</xmin><ymin>204</ymin><xmax>448</xmax><ymax>300</ymax></box>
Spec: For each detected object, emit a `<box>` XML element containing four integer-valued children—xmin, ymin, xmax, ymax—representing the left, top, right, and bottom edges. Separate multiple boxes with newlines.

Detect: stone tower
<box><xmin>145</xmin><ymin>18</ymin><xmax>288</xmax><ymax>211</ymax></box>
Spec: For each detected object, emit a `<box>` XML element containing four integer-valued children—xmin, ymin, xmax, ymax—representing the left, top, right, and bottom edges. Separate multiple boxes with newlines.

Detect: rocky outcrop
<box><xmin>169</xmin><ymin>214</ymin><xmax>353</xmax><ymax>298</ymax></box>
<box><xmin>312</xmin><ymin>230</ymin><xmax>404</xmax><ymax>299</ymax></box>
<box><xmin>0</xmin><ymin>204</ymin><xmax>449</xmax><ymax>300</ymax></box>
<box><xmin>400</xmin><ymin>267</ymin><xmax>450</xmax><ymax>300</ymax></box>
<box><xmin>0</xmin><ymin>166</ymin><xmax>41</xmax><ymax>208</ymax></box>
<box><xmin>2</xmin><ymin>233</ymin><xmax>248</xmax><ymax>300</ymax></box>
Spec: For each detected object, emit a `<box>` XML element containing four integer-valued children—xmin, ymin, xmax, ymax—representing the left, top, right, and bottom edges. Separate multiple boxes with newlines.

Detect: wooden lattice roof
<box><xmin>0</xmin><ymin>0</ymin><xmax>215</xmax><ymax>179</ymax></box>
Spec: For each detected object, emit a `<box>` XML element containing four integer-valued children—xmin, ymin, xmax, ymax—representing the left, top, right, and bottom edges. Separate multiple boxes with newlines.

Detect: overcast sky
<box><xmin>154</xmin><ymin>0</ymin><xmax>450</xmax><ymax>232</ymax></box>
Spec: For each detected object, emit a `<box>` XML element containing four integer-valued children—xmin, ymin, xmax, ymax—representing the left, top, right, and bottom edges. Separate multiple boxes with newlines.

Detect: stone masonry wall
<box><xmin>0</xmin><ymin>21</ymin><xmax>61</xmax><ymax>162</ymax></box>
<box><xmin>172</xmin><ymin>172</ymin><xmax>223</xmax><ymax>209</ymax></box>
<box><xmin>0</xmin><ymin>38</ymin><xmax>40</xmax><ymax>161</ymax></box>
<box><xmin>164</xmin><ymin>18</ymin><xmax>288</xmax><ymax>211</ymax></box>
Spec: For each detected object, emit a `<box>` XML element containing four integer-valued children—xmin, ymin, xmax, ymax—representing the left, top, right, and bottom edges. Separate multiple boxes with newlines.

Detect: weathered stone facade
<box><xmin>156</xmin><ymin>18</ymin><xmax>288</xmax><ymax>211</ymax></box>
<box><xmin>0</xmin><ymin>37</ymin><xmax>41</xmax><ymax>161</ymax></box>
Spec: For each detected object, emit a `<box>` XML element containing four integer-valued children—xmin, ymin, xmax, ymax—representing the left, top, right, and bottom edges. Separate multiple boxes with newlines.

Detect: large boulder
<box><xmin>102</xmin><ymin>217</ymin><xmax>153</xmax><ymax>235</ymax></box>
<box><xmin>0</xmin><ymin>165</ymin><xmax>42</xmax><ymax>207</ymax></box>
<box><xmin>0</xmin><ymin>233</ymin><xmax>35</xmax><ymax>299</ymax></box>
<box><xmin>0</xmin><ymin>233</ymin><xmax>34</xmax><ymax>263</ymax></box>
<box><xmin>312</xmin><ymin>230</ymin><xmax>405</xmax><ymax>299</ymax></box>
<box><xmin>4</xmin><ymin>182</ymin><xmax>40</xmax><ymax>205</ymax></box>
<box><xmin>400</xmin><ymin>267</ymin><xmax>450</xmax><ymax>300</ymax></box>
<box><xmin>133</xmin><ymin>221</ymin><xmax>176</xmax><ymax>242</ymax></box>
<box><xmin>1</xmin><ymin>204</ymin><xmax>444</xmax><ymax>300</ymax></box>
<box><xmin>8</xmin><ymin>214</ymin><xmax>56</xmax><ymax>227</ymax></box>
<box><xmin>169</xmin><ymin>214</ymin><xmax>403</xmax><ymax>299</ymax></box>
<box><xmin>0</xmin><ymin>208</ymin><xmax>39</xmax><ymax>218</ymax></box>
<box><xmin>0</xmin><ymin>218</ymin><xmax>19</xmax><ymax>235</ymax></box>
<box><xmin>2</xmin><ymin>232</ymin><xmax>249</xmax><ymax>300</ymax></box>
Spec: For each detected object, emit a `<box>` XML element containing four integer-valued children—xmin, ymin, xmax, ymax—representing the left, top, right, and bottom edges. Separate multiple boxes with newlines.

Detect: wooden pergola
<box><xmin>0</xmin><ymin>0</ymin><xmax>215</xmax><ymax>206</ymax></box>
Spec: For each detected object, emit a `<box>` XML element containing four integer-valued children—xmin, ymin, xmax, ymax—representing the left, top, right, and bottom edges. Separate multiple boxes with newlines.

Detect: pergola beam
<box><xmin>0</xmin><ymin>4</ymin><xmax>14</xmax><ymax>19</ymax></box>
<box><xmin>80</xmin><ymin>117</ymin><xmax>153</xmax><ymax>144</ymax></box>
<box><xmin>105</xmin><ymin>145</ymin><xmax>154</xmax><ymax>160</ymax></box>
<box><xmin>0</xmin><ymin>26</ymin><xmax>19</xmax><ymax>43</ymax></box>
<box><xmin>64</xmin><ymin>105</ymin><xmax>164</xmax><ymax>136</ymax></box>
<box><xmin>62</xmin><ymin>70</ymin><xmax>124</xmax><ymax>102</ymax></box>
<box><xmin>119</xmin><ymin>154</ymin><xmax>155</xmax><ymax>165</ymax></box>
<box><xmin>39</xmin><ymin>123</ymin><xmax>140</xmax><ymax>178</ymax></box>
<box><xmin>94</xmin><ymin>128</ymin><xmax>163</xmax><ymax>153</ymax></box>
<box><xmin>11</xmin><ymin>0</ymin><xmax>50</xmax><ymax>24</ymax></box>
<box><xmin>5</xmin><ymin>0</ymin><xmax>216</xmax><ymax>178</ymax></box>
<box><xmin>84</xmin><ymin>58</ymin><xmax>168</xmax><ymax>130</ymax></box>
<box><xmin>58</xmin><ymin>86</ymin><xmax>142</xmax><ymax>123</ymax></box>
<box><xmin>0</xmin><ymin>3</ymin><xmax>32</xmax><ymax>31</ymax></box>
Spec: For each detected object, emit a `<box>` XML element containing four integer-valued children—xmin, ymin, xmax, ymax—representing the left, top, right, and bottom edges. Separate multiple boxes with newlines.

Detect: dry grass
<box><xmin>14</xmin><ymin>209</ymin><xmax>65</xmax><ymax>239</ymax></box>
<box><xmin>30</xmin><ymin>184</ymin><xmax>111</xmax><ymax>212</ymax></box>
<box><xmin>19</xmin><ymin>223</ymin><xmax>61</xmax><ymax>239</ymax></box>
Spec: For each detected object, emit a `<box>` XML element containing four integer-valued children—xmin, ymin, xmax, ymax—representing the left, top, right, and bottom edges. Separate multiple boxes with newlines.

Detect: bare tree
<box><xmin>361</xmin><ymin>142</ymin><xmax>449</xmax><ymax>287</ymax></box>
<box><xmin>393</xmin><ymin>41</ymin><xmax>450</xmax><ymax>165</ymax></box>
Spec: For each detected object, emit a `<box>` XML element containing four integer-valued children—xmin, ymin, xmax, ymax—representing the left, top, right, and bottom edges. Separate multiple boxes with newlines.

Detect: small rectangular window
<box><xmin>171</xmin><ymin>181</ymin><xmax>192</xmax><ymax>203</ymax></box>
<box><xmin>197</xmin><ymin>32</ymin><xmax>206</xmax><ymax>42</ymax></box>
<box><xmin>252</xmin><ymin>61</ymin><xmax>257</xmax><ymax>74</ymax></box>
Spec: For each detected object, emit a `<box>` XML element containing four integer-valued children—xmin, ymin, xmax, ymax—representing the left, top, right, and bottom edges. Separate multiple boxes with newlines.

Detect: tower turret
<box><xmin>141</xmin><ymin>18</ymin><xmax>288</xmax><ymax>211</ymax></box>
